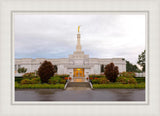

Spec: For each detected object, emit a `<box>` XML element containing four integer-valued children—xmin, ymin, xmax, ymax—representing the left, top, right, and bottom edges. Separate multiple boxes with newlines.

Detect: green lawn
<box><xmin>15</xmin><ymin>82</ymin><xmax>65</xmax><ymax>89</ymax></box>
<box><xmin>93</xmin><ymin>83</ymin><xmax>145</xmax><ymax>89</ymax></box>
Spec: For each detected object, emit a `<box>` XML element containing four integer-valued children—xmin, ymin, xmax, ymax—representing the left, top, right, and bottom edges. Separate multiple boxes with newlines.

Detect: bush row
<box><xmin>22</xmin><ymin>73</ymin><xmax>69</xmax><ymax>79</ymax></box>
<box><xmin>89</xmin><ymin>75</ymin><xmax>105</xmax><ymax>79</ymax></box>
<box><xmin>54</xmin><ymin>74</ymin><xmax>70</xmax><ymax>79</ymax></box>
<box><xmin>48</xmin><ymin>77</ymin><xmax>66</xmax><ymax>84</ymax></box>
<box><xmin>116</xmin><ymin>76</ymin><xmax>137</xmax><ymax>84</ymax></box>
<box><xmin>20</xmin><ymin>77</ymin><xmax>67</xmax><ymax>85</ymax></box>
<box><xmin>134</xmin><ymin>77</ymin><xmax>145</xmax><ymax>83</ymax></box>
<box><xmin>93</xmin><ymin>83</ymin><xmax>145</xmax><ymax>89</ymax></box>
<box><xmin>22</xmin><ymin>72</ymin><xmax>38</xmax><ymax>79</ymax></box>
<box><xmin>15</xmin><ymin>82</ymin><xmax>64</xmax><ymax>89</ymax></box>
<box><xmin>89</xmin><ymin>72</ymin><xmax>145</xmax><ymax>84</ymax></box>
<box><xmin>21</xmin><ymin>78</ymin><xmax>41</xmax><ymax>84</ymax></box>
<box><xmin>15</xmin><ymin>77</ymin><xmax>23</xmax><ymax>83</ymax></box>
<box><xmin>119</xmin><ymin>72</ymin><xmax>136</xmax><ymax>78</ymax></box>
<box><xmin>91</xmin><ymin>78</ymin><xmax>110</xmax><ymax>84</ymax></box>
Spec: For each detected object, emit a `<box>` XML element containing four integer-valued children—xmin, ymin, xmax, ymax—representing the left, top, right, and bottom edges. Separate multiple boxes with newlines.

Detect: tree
<box><xmin>18</xmin><ymin>67</ymin><xmax>27</xmax><ymax>73</ymax></box>
<box><xmin>38</xmin><ymin>60</ymin><xmax>55</xmax><ymax>83</ymax></box>
<box><xmin>126</xmin><ymin>60</ymin><xmax>141</xmax><ymax>72</ymax></box>
<box><xmin>104</xmin><ymin>63</ymin><xmax>119</xmax><ymax>82</ymax></box>
<box><xmin>137</xmin><ymin>50</ymin><xmax>145</xmax><ymax>72</ymax></box>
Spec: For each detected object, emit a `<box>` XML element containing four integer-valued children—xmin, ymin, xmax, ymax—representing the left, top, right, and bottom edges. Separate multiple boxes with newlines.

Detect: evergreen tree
<box><xmin>137</xmin><ymin>50</ymin><xmax>145</xmax><ymax>72</ymax></box>
<box><xmin>126</xmin><ymin>60</ymin><xmax>141</xmax><ymax>72</ymax></box>
<box><xmin>18</xmin><ymin>67</ymin><xmax>27</xmax><ymax>73</ymax></box>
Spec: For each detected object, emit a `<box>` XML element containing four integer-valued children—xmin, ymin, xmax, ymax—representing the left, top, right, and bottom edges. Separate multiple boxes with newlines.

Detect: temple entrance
<box><xmin>73</xmin><ymin>68</ymin><xmax>84</xmax><ymax>77</ymax></box>
<box><xmin>73</xmin><ymin>68</ymin><xmax>85</xmax><ymax>82</ymax></box>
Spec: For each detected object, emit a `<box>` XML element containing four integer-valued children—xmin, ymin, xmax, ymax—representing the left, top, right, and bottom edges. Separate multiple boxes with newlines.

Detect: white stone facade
<box><xmin>15</xmin><ymin>29</ymin><xmax>126</xmax><ymax>79</ymax></box>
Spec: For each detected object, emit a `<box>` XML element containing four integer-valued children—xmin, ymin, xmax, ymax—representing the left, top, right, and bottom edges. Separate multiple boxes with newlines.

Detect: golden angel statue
<box><xmin>78</xmin><ymin>26</ymin><xmax>80</xmax><ymax>32</ymax></box>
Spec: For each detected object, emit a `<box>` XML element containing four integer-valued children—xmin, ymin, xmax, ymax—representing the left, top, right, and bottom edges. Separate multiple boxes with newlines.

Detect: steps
<box><xmin>67</xmin><ymin>82</ymin><xmax>91</xmax><ymax>88</ymax></box>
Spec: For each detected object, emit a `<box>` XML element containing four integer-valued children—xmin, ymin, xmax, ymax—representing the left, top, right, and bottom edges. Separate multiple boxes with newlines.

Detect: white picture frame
<box><xmin>0</xmin><ymin>0</ymin><xmax>160</xmax><ymax>116</ymax></box>
<box><xmin>12</xmin><ymin>11</ymin><xmax>148</xmax><ymax>105</ymax></box>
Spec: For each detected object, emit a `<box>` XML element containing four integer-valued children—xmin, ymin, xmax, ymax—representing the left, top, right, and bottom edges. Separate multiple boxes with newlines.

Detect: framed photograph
<box><xmin>0</xmin><ymin>0</ymin><xmax>160</xmax><ymax>116</ymax></box>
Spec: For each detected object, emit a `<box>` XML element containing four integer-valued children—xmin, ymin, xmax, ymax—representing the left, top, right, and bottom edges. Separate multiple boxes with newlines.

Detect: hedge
<box><xmin>15</xmin><ymin>83</ymin><xmax>65</xmax><ymax>89</ymax></box>
<box><xmin>93</xmin><ymin>83</ymin><xmax>145</xmax><ymax>89</ymax></box>
<box><xmin>134</xmin><ymin>77</ymin><xmax>145</xmax><ymax>83</ymax></box>
<box><xmin>15</xmin><ymin>77</ymin><xmax>23</xmax><ymax>83</ymax></box>
<box><xmin>51</xmin><ymin>74</ymin><xmax>69</xmax><ymax>79</ymax></box>
<box><xmin>89</xmin><ymin>75</ymin><xmax>105</xmax><ymax>79</ymax></box>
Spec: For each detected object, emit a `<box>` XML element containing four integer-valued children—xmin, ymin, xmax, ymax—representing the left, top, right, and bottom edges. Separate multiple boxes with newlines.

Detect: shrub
<box><xmin>89</xmin><ymin>75</ymin><xmax>105</xmax><ymax>79</ymax></box>
<box><xmin>116</xmin><ymin>77</ymin><xmax>128</xmax><ymax>84</ymax></box>
<box><xmin>15</xmin><ymin>77</ymin><xmax>23</xmax><ymax>83</ymax></box>
<box><xmin>20</xmin><ymin>79</ymin><xmax>32</xmax><ymax>84</ymax></box>
<box><xmin>116</xmin><ymin>77</ymin><xmax>137</xmax><ymax>84</ymax></box>
<box><xmin>31</xmin><ymin>77</ymin><xmax>41</xmax><ymax>84</ymax></box>
<box><xmin>91</xmin><ymin>78</ymin><xmax>110</xmax><ymax>84</ymax></box>
<box><xmin>91</xmin><ymin>79</ymin><xmax>99</xmax><ymax>84</ymax></box>
<box><xmin>60</xmin><ymin>79</ymin><xmax>66</xmax><ymax>84</ymax></box>
<box><xmin>48</xmin><ymin>77</ymin><xmax>59</xmax><ymax>84</ymax></box>
<box><xmin>18</xmin><ymin>67</ymin><xmax>27</xmax><ymax>73</ymax></box>
<box><xmin>104</xmin><ymin>63</ymin><xmax>119</xmax><ymax>82</ymax></box>
<box><xmin>48</xmin><ymin>76</ymin><xmax>66</xmax><ymax>84</ymax></box>
<box><xmin>15</xmin><ymin>81</ymin><xmax>19</xmax><ymax>87</ymax></box>
<box><xmin>38</xmin><ymin>60</ymin><xmax>55</xmax><ymax>83</ymax></box>
<box><xmin>23</xmin><ymin>72</ymin><xmax>38</xmax><ymax>79</ymax></box>
<box><xmin>127</xmin><ymin>78</ymin><xmax>137</xmax><ymax>84</ymax></box>
<box><xmin>54</xmin><ymin>74</ymin><xmax>70</xmax><ymax>79</ymax></box>
<box><xmin>15</xmin><ymin>84</ymin><xmax>65</xmax><ymax>89</ymax></box>
<box><xmin>48</xmin><ymin>79</ymin><xmax>57</xmax><ymax>84</ymax></box>
<box><xmin>89</xmin><ymin>77</ymin><xmax>93</xmax><ymax>80</ymax></box>
<box><xmin>134</xmin><ymin>77</ymin><xmax>145</xmax><ymax>83</ymax></box>
<box><xmin>98</xmin><ymin>78</ymin><xmax>110</xmax><ymax>84</ymax></box>
<box><xmin>119</xmin><ymin>72</ymin><xmax>136</xmax><ymax>78</ymax></box>
<box><xmin>93</xmin><ymin>83</ymin><xmax>145</xmax><ymax>89</ymax></box>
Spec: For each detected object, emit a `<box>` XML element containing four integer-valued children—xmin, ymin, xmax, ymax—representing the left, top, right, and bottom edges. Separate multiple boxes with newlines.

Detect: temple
<box><xmin>15</xmin><ymin>26</ymin><xmax>126</xmax><ymax>80</ymax></box>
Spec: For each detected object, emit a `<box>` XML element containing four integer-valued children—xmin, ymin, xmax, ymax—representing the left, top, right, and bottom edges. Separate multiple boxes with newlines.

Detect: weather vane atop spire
<box><xmin>78</xmin><ymin>26</ymin><xmax>80</xmax><ymax>33</ymax></box>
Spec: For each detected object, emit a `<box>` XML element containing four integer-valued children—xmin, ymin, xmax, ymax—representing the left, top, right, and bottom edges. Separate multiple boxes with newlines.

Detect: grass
<box><xmin>15</xmin><ymin>82</ymin><xmax>65</xmax><ymax>89</ymax></box>
<box><xmin>93</xmin><ymin>83</ymin><xmax>145</xmax><ymax>89</ymax></box>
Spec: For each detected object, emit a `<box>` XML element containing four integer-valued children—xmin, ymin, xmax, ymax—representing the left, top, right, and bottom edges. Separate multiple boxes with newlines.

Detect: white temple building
<box><xmin>15</xmin><ymin>26</ymin><xmax>126</xmax><ymax>79</ymax></box>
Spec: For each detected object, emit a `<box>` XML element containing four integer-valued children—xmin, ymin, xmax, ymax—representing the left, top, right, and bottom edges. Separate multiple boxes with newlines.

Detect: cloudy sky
<box><xmin>15</xmin><ymin>14</ymin><xmax>145</xmax><ymax>64</ymax></box>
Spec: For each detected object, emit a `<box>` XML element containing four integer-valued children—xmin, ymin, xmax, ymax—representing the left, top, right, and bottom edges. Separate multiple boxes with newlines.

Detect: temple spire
<box><xmin>76</xmin><ymin>26</ymin><xmax>82</xmax><ymax>52</ymax></box>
